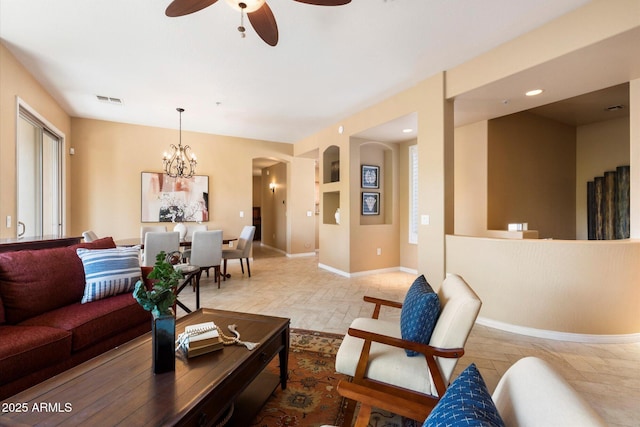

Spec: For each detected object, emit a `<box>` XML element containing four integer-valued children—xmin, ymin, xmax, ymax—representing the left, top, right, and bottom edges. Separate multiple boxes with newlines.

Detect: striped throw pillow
<box><xmin>77</xmin><ymin>246</ymin><xmax>142</xmax><ymax>303</ymax></box>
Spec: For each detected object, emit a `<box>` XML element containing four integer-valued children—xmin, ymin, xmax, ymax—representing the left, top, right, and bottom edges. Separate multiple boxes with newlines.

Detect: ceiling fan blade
<box><xmin>292</xmin><ymin>0</ymin><xmax>351</xmax><ymax>5</ymax></box>
<box><xmin>248</xmin><ymin>3</ymin><xmax>279</xmax><ymax>47</ymax></box>
<box><xmin>165</xmin><ymin>0</ymin><xmax>219</xmax><ymax>17</ymax></box>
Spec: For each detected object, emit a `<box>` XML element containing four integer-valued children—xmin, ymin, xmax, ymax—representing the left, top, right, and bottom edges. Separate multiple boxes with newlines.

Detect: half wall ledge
<box><xmin>446</xmin><ymin>235</ymin><xmax>640</xmax><ymax>343</ymax></box>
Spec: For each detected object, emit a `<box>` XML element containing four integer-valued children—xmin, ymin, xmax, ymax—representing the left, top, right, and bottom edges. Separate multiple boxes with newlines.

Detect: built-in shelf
<box><xmin>323</xmin><ymin>191</ymin><xmax>340</xmax><ymax>225</ymax></box>
<box><xmin>323</xmin><ymin>145</ymin><xmax>340</xmax><ymax>184</ymax></box>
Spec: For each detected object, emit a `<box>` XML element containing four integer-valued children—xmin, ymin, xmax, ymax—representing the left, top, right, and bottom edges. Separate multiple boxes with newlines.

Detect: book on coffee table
<box><xmin>183</xmin><ymin>321</ymin><xmax>223</xmax><ymax>358</ymax></box>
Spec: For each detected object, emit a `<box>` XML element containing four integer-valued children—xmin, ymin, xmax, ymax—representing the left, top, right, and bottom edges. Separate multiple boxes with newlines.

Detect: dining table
<box><xmin>115</xmin><ymin>235</ymin><xmax>237</xmax><ymax>248</ymax></box>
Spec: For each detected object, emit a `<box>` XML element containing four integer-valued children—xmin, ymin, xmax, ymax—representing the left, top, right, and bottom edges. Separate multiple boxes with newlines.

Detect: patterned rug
<box><xmin>250</xmin><ymin>329</ymin><xmax>418</xmax><ymax>427</ymax></box>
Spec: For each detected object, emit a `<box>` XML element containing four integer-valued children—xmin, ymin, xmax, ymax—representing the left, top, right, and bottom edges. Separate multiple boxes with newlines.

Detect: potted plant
<box><xmin>133</xmin><ymin>251</ymin><xmax>183</xmax><ymax>373</ymax></box>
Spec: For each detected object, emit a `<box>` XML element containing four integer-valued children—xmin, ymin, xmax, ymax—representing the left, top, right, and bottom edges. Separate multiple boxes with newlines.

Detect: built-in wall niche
<box><xmin>323</xmin><ymin>191</ymin><xmax>340</xmax><ymax>225</ymax></box>
<box><xmin>359</xmin><ymin>142</ymin><xmax>393</xmax><ymax>226</ymax></box>
<box><xmin>323</xmin><ymin>145</ymin><xmax>340</xmax><ymax>184</ymax></box>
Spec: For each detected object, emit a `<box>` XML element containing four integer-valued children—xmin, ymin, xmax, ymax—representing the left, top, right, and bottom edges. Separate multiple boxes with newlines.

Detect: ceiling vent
<box><xmin>97</xmin><ymin>95</ymin><xmax>123</xmax><ymax>105</ymax></box>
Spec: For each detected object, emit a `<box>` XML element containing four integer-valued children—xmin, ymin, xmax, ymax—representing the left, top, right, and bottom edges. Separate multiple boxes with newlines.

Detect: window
<box><xmin>409</xmin><ymin>145</ymin><xmax>418</xmax><ymax>244</ymax></box>
<box><xmin>17</xmin><ymin>102</ymin><xmax>63</xmax><ymax>237</ymax></box>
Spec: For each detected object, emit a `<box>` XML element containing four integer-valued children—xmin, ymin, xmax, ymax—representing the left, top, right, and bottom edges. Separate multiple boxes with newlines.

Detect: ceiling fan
<box><xmin>165</xmin><ymin>0</ymin><xmax>351</xmax><ymax>47</ymax></box>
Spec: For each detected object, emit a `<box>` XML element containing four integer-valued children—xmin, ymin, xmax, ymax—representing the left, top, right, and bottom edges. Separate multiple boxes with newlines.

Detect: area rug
<box><xmin>250</xmin><ymin>329</ymin><xmax>417</xmax><ymax>427</ymax></box>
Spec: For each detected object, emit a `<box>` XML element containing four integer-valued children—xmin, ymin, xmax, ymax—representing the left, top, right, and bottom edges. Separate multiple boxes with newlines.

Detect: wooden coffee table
<box><xmin>0</xmin><ymin>308</ymin><xmax>289</xmax><ymax>426</ymax></box>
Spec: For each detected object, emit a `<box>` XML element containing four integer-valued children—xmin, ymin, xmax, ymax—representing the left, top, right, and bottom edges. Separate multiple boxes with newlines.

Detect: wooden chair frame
<box><xmin>340</xmin><ymin>295</ymin><xmax>465</xmax><ymax>426</ymax></box>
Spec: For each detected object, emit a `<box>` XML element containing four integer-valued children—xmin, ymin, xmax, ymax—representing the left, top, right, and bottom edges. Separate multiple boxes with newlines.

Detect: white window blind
<box><xmin>409</xmin><ymin>145</ymin><xmax>418</xmax><ymax>244</ymax></box>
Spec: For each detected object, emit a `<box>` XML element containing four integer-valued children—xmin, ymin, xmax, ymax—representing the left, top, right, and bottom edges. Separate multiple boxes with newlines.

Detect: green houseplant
<box><xmin>133</xmin><ymin>251</ymin><xmax>183</xmax><ymax>317</ymax></box>
<box><xmin>133</xmin><ymin>251</ymin><xmax>183</xmax><ymax>373</ymax></box>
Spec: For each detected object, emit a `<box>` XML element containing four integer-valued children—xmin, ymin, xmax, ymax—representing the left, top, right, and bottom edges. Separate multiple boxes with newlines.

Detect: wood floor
<box><xmin>176</xmin><ymin>245</ymin><xmax>640</xmax><ymax>427</ymax></box>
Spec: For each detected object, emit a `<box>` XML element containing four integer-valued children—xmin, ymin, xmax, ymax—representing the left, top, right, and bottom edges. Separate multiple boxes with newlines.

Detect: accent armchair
<box><xmin>335</xmin><ymin>273</ymin><xmax>482</xmax><ymax>425</ymax></box>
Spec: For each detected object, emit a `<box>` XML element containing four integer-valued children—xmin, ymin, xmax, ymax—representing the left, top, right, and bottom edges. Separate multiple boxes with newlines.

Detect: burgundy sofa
<box><xmin>0</xmin><ymin>237</ymin><xmax>152</xmax><ymax>400</ymax></box>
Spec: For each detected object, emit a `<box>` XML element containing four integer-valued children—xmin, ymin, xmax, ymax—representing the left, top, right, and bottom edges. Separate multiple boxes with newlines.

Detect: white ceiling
<box><xmin>0</xmin><ymin>0</ymin><xmax>595</xmax><ymax>144</ymax></box>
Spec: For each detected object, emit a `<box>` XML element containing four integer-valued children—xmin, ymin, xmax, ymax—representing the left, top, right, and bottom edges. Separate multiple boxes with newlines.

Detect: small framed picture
<box><xmin>362</xmin><ymin>192</ymin><xmax>380</xmax><ymax>215</ymax></box>
<box><xmin>361</xmin><ymin>165</ymin><xmax>379</xmax><ymax>189</ymax></box>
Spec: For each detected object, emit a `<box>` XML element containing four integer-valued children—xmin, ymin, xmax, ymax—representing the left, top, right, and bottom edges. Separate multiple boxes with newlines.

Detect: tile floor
<box><xmin>175</xmin><ymin>245</ymin><xmax>640</xmax><ymax>427</ymax></box>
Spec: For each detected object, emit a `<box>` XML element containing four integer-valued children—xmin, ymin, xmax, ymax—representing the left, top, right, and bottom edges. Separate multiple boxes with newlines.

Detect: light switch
<box><xmin>239</xmin><ymin>211</ymin><xmax>244</xmax><ymax>218</ymax></box>
<box><xmin>421</xmin><ymin>215</ymin><xmax>430</xmax><ymax>225</ymax></box>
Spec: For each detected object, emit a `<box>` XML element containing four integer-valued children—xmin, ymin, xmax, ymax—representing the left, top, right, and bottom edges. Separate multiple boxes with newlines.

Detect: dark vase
<box><xmin>152</xmin><ymin>313</ymin><xmax>176</xmax><ymax>374</ymax></box>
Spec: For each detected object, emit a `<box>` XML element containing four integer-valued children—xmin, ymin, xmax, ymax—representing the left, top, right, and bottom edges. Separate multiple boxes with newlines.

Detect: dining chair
<box><xmin>189</xmin><ymin>230</ymin><xmax>223</xmax><ymax>288</ymax></box>
<box><xmin>142</xmin><ymin>231</ymin><xmax>180</xmax><ymax>267</ymax></box>
<box><xmin>182</xmin><ymin>224</ymin><xmax>208</xmax><ymax>263</ymax></box>
<box><xmin>82</xmin><ymin>230</ymin><xmax>99</xmax><ymax>242</ymax></box>
<box><xmin>140</xmin><ymin>225</ymin><xmax>167</xmax><ymax>241</ymax></box>
<box><xmin>222</xmin><ymin>226</ymin><xmax>256</xmax><ymax>280</ymax></box>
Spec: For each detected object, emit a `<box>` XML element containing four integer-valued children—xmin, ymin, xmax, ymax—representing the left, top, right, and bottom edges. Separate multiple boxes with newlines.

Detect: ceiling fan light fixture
<box><xmin>225</xmin><ymin>0</ymin><xmax>266</xmax><ymax>13</ymax></box>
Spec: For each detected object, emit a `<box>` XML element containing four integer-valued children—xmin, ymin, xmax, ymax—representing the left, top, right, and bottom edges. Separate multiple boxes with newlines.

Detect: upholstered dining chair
<box><xmin>189</xmin><ymin>230</ymin><xmax>223</xmax><ymax>288</ymax></box>
<box><xmin>142</xmin><ymin>231</ymin><xmax>180</xmax><ymax>267</ymax></box>
<box><xmin>222</xmin><ymin>225</ymin><xmax>256</xmax><ymax>280</ymax></box>
<box><xmin>82</xmin><ymin>230</ymin><xmax>98</xmax><ymax>242</ymax></box>
<box><xmin>140</xmin><ymin>225</ymin><xmax>167</xmax><ymax>241</ymax></box>
<box><xmin>334</xmin><ymin>273</ymin><xmax>482</xmax><ymax>426</ymax></box>
<box><xmin>181</xmin><ymin>224</ymin><xmax>208</xmax><ymax>263</ymax></box>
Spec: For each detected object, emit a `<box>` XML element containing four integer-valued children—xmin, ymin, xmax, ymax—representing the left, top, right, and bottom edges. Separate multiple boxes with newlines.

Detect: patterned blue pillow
<box><xmin>77</xmin><ymin>246</ymin><xmax>142</xmax><ymax>303</ymax></box>
<box><xmin>400</xmin><ymin>275</ymin><xmax>441</xmax><ymax>357</ymax></box>
<box><xmin>423</xmin><ymin>363</ymin><xmax>506</xmax><ymax>427</ymax></box>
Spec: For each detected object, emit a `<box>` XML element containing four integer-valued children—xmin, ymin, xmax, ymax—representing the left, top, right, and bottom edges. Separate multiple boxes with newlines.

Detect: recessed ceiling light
<box><xmin>525</xmin><ymin>89</ymin><xmax>544</xmax><ymax>97</ymax></box>
<box><xmin>402</xmin><ymin>128</ymin><xmax>413</xmax><ymax>133</ymax></box>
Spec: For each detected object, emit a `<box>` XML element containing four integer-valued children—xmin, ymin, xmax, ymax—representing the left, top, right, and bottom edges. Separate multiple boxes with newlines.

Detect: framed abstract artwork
<box><xmin>362</xmin><ymin>192</ymin><xmax>380</xmax><ymax>215</ymax></box>
<box><xmin>141</xmin><ymin>172</ymin><xmax>209</xmax><ymax>222</ymax></box>
<box><xmin>361</xmin><ymin>165</ymin><xmax>379</xmax><ymax>189</ymax></box>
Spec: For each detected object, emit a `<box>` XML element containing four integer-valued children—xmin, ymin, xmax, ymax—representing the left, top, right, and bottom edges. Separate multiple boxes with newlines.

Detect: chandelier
<box><xmin>163</xmin><ymin>107</ymin><xmax>197</xmax><ymax>178</ymax></box>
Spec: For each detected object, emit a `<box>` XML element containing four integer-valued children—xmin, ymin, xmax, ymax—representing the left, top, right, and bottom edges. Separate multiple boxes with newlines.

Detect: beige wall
<box><xmin>454</xmin><ymin>121</ymin><xmax>488</xmax><ymax>237</ymax></box>
<box><xmin>288</xmin><ymin>157</ymin><xmax>317</xmax><ymax>255</ymax></box>
<box><xmin>0</xmin><ymin>43</ymin><xmax>72</xmax><ymax>239</ymax></box>
<box><xmin>576</xmin><ymin>117</ymin><xmax>630</xmax><ymax>239</ymax></box>
<box><xmin>447</xmin><ymin>235</ymin><xmax>640</xmax><ymax>336</ymax></box>
<box><xmin>487</xmin><ymin>112</ymin><xmax>576</xmax><ymax>239</ymax></box>
<box><xmin>70</xmin><ymin>118</ymin><xmax>294</xmax><ymax>243</ymax></box>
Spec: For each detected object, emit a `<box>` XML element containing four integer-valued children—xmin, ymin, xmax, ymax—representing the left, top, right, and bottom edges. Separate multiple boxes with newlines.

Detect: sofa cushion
<box><xmin>423</xmin><ymin>363</ymin><xmax>505</xmax><ymax>427</ymax></box>
<box><xmin>77</xmin><ymin>246</ymin><xmax>142</xmax><ymax>303</ymax></box>
<box><xmin>400</xmin><ymin>275</ymin><xmax>440</xmax><ymax>356</ymax></box>
<box><xmin>19</xmin><ymin>292</ymin><xmax>150</xmax><ymax>352</ymax></box>
<box><xmin>0</xmin><ymin>325</ymin><xmax>72</xmax><ymax>385</ymax></box>
<box><xmin>0</xmin><ymin>237</ymin><xmax>116</xmax><ymax>324</ymax></box>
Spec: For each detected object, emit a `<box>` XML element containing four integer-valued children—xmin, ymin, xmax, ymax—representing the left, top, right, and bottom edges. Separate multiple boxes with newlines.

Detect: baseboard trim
<box><xmin>286</xmin><ymin>252</ymin><xmax>316</xmax><ymax>258</ymax></box>
<box><xmin>317</xmin><ymin>264</ymin><xmax>416</xmax><ymax>278</ymax></box>
<box><xmin>349</xmin><ymin>267</ymin><xmax>401</xmax><ymax>277</ymax></box>
<box><xmin>476</xmin><ymin>316</ymin><xmax>640</xmax><ymax>344</ymax></box>
<box><xmin>317</xmin><ymin>263</ymin><xmax>350</xmax><ymax>278</ymax></box>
